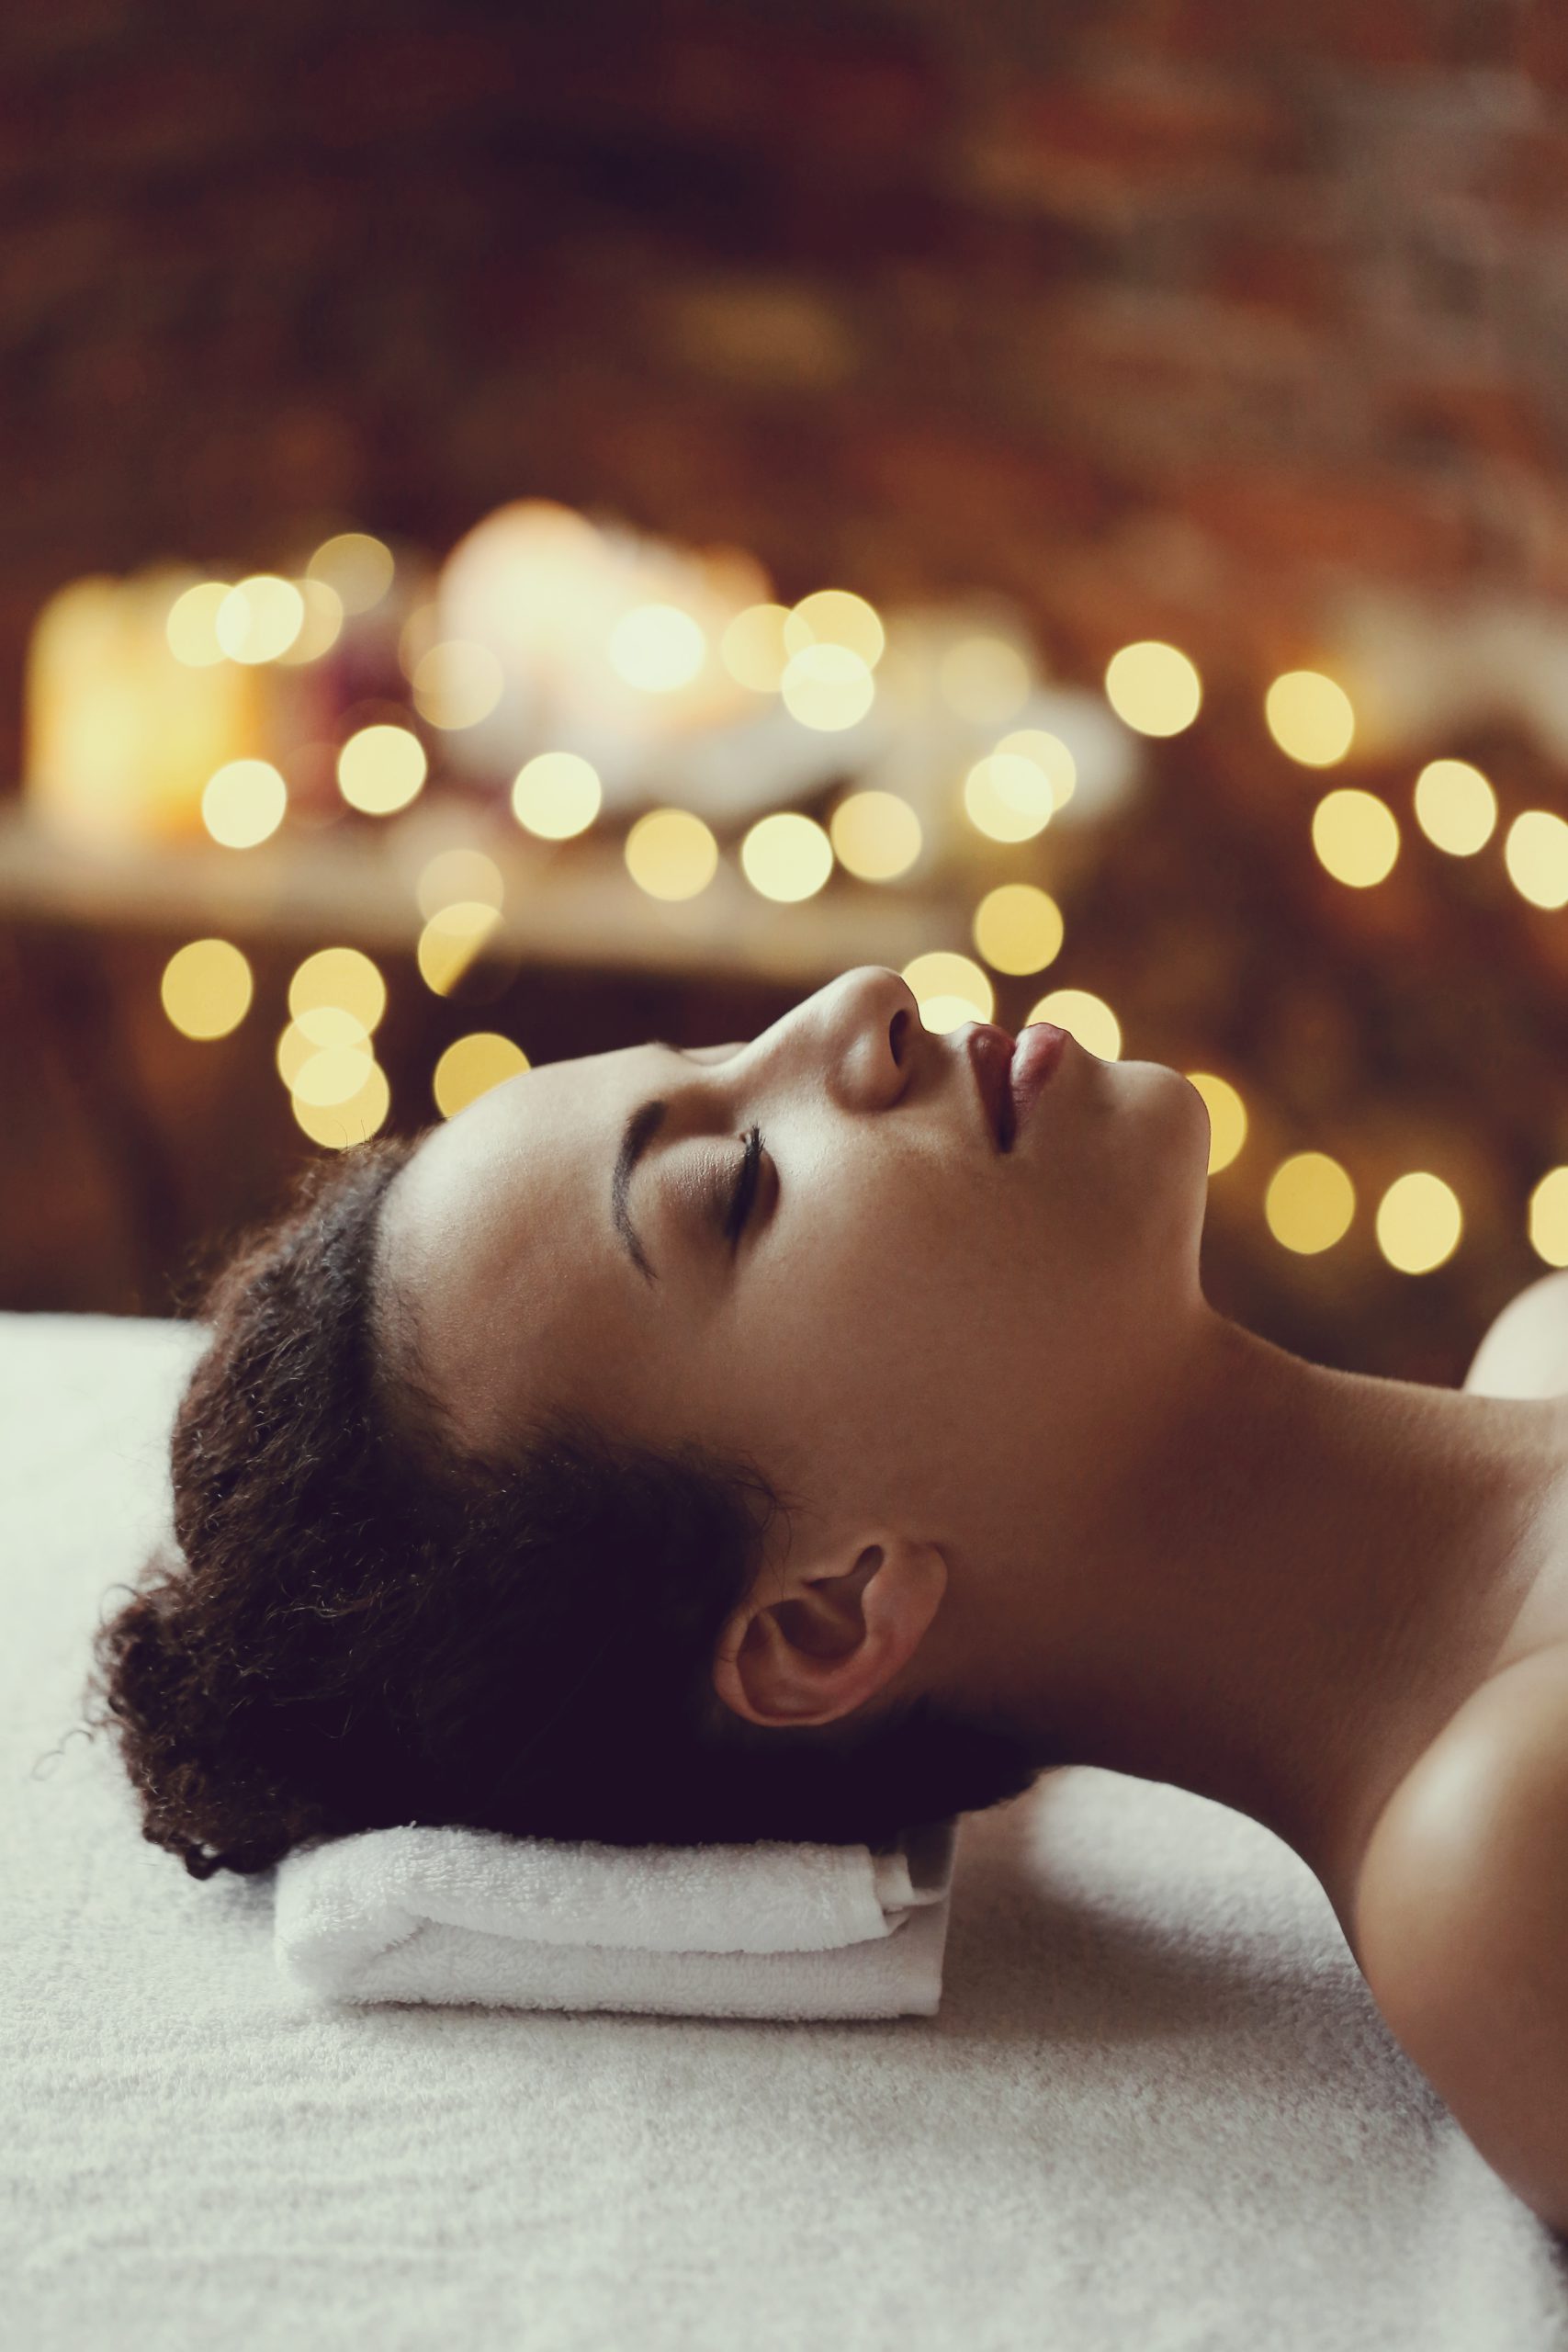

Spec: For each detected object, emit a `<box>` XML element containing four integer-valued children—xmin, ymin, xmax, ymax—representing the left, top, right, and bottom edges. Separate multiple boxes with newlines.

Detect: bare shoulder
<box><xmin>1465</xmin><ymin>1269</ymin><xmax>1568</xmax><ymax>1400</ymax></box>
<box><xmin>1353</xmin><ymin>1645</ymin><xmax>1568</xmax><ymax>2233</ymax></box>
<box><xmin>1357</xmin><ymin>1269</ymin><xmax>1568</xmax><ymax>2227</ymax></box>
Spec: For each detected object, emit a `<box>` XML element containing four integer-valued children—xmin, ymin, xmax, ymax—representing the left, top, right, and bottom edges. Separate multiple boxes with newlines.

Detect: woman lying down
<box><xmin>85</xmin><ymin>966</ymin><xmax>1568</xmax><ymax>2233</ymax></box>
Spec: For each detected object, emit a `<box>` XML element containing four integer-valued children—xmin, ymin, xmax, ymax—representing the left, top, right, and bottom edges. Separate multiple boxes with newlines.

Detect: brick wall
<box><xmin>5</xmin><ymin>0</ymin><xmax>1566</xmax><ymax>774</ymax></box>
<box><xmin>6</xmin><ymin>0</ymin><xmax>1568</xmax><ymax>1370</ymax></box>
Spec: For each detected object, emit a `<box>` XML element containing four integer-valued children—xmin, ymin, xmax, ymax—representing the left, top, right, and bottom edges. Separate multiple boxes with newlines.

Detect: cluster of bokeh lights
<box><xmin>151</xmin><ymin>539</ymin><xmax>1568</xmax><ymax>1278</ymax></box>
<box><xmin>161</xmin><ymin>934</ymin><xmax>529</xmax><ymax>1139</ymax></box>
<box><xmin>165</xmin><ymin>532</ymin><xmax>395</xmax><ymax>676</ymax></box>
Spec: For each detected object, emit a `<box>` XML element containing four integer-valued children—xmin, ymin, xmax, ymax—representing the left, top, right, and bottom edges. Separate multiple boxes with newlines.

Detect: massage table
<box><xmin>6</xmin><ymin>1310</ymin><xmax>1566</xmax><ymax>2349</ymax></box>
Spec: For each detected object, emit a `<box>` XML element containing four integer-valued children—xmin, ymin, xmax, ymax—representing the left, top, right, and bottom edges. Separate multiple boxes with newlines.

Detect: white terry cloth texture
<box><xmin>6</xmin><ymin>1309</ymin><xmax>1568</xmax><ymax>2352</ymax></box>
<box><xmin>276</xmin><ymin>1816</ymin><xmax>959</xmax><ymax>2019</ymax></box>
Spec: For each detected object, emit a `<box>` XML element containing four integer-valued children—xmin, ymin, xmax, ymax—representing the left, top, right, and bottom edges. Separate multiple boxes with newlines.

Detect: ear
<box><xmin>710</xmin><ymin>1532</ymin><xmax>947</xmax><ymax>1733</ymax></box>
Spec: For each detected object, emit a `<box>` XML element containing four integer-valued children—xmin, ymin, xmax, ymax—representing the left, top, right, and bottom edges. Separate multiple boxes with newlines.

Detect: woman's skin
<box><xmin>374</xmin><ymin>965</ymin><xmax>1568</xmax><ymax>1956</ymax></box>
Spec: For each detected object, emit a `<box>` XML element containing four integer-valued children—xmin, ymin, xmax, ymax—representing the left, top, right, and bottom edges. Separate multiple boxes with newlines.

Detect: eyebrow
<box><xmin>612</xmin><ymin>1097</ymin><xmax>666</xmax><ymax>1283</ymax></box>
<box><xmin>611</xmin><ymin>1046</ymin><xmax>716</xmax><ymax>1282</ymax></box>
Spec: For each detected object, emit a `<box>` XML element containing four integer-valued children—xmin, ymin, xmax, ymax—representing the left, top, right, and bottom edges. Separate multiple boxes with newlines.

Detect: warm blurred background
<box><xmin>6</xmin><ymin>1</ymin><xmax>1568</xmax><ymax>1385</ymax></box>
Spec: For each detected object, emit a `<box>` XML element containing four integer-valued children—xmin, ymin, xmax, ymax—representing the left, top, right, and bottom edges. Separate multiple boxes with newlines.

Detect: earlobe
<box><xmin>711</xmin><ymin>1532</ymin><xmax>947</xmax><ymax>1734</ymax></box>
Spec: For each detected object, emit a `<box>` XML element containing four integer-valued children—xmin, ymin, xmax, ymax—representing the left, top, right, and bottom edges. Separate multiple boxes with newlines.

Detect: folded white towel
<box><xmin>275</xmin><ymin>1816</ymin><xmax>959</xmax><ymax>2020</ymax></box>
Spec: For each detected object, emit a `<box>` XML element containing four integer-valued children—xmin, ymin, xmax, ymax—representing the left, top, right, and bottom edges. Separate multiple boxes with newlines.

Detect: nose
<box><xmin>757</xmin><ymin>965</ymin><xmax>920</xmax><ymax>1113</ymax></box>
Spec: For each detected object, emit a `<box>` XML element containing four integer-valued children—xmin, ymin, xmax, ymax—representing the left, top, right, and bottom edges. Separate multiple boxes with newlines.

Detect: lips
<box><xmin>1009</xmin><ymin>1023</ymin><xmax>1068</xmax><ymax>1138</ymax></box>
<box><xmin>965</xmin><ymin>1023</ymin><xmax>1018</xmax><ymax>1152</ymax></box>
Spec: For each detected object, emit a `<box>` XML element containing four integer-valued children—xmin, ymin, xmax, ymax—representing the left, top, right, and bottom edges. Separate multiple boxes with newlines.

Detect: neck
<box><xmin>984</xmin><ymin>1306</ymin><xmax>1568</xmax><ymax>1932</ymax></box>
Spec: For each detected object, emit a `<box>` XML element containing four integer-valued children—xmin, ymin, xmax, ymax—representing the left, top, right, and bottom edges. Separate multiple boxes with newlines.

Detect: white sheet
<box><xmin>5</xmin><ymin>1309</ymin><xmax>1567</xmax><ymax>2351</ymax></box>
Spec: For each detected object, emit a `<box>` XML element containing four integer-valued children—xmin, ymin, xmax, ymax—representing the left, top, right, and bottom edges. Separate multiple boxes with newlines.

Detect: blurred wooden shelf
<box><xmin>0</xmin><ymin>800</ymin><xmax>960</xmax><ymax>986</ymax></box>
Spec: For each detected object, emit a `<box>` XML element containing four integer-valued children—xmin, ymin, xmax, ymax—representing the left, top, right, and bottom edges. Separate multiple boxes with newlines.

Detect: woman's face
<box><xmin>377</xmin><ymin>967</ymin><xmax>1213</xmax><ymax>1571</ymax></box>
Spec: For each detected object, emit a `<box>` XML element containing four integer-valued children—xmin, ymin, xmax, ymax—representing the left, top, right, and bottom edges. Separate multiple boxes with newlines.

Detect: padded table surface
<box><xmin>6</xmin><ymin>1310</ymin><xmax>1567</xmax><ymax>2351</ymax></box>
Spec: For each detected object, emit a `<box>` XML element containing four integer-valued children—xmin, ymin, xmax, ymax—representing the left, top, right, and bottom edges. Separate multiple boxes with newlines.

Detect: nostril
<box><xmin>888</xmin><ymin>1007</ymin><xmax>909</xmax><ymax>1066</ymax></box>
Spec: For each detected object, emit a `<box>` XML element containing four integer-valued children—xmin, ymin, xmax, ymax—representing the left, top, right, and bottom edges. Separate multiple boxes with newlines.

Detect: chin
<box><xmin>1111</xmin><ymin>1054</ymin><xmax>1208</xmax><ymax>1133</ymax></box>
<box><xmin>1111</xmin><ymin>1058</ymin><xmax>1214</xmax><ymax>1259</ymax></box>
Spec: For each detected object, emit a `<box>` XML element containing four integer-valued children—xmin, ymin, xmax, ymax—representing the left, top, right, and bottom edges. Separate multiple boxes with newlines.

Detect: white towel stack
<box><xmin>274</xmin><ymin>1815</ymin><xmax>959</xmax><ymax>2020</ymax></box>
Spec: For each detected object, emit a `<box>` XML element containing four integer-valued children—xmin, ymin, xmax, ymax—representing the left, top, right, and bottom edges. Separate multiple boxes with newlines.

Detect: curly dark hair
<box><xmin>79</xmin><ymin>1133</ymin><xmax>1047</xmax><ymax>1878</ymax></box>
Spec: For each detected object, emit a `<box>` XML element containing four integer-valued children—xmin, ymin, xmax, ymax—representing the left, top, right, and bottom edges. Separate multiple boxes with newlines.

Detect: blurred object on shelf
<box><xmin>19</xmin><ymin>498</ymin><xmax>1147</xmax><ymax>895</ymax></box>
<box><xmin>22</xmin><ymin>527</ymin><xmax>435</xmax><ymax>854</ymax></box>
<box><xmin>25</xmin><ymin>571</ymin><xmax>263</xmax><ymax>848</ymax></box>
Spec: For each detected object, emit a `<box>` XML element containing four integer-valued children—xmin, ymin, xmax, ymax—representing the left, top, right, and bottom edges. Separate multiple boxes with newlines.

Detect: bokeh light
<box><xmin>625</xmin><ymin>808</ymin><xmax>719</xmax><ymax>901</ymax></box>
<box><xmin>972</xmin><ymin>884</ymin><xmax>1064</xmax><ymax>976</ymax></box>
<box><xmin>1504</xmin><ymin>810</ymin><xmax>1568</xmax><ymax>909</ymax></box>
<box><xmin>433</xmin><ymin>1034</ymin><xmax>531</xmax><ymax>1119</ymax></box>
<box><xmin>337</xmin><ymin>724</ymin><xmax>428</xmax><ymax>816</ymax></box>
<box><xmin>1375</xmin><ymin>1171</ymin><xmax>1462</xmax><ymax>1272</ymax></box>
<box><xmin>276</xmin><ymin>1023</ymin><xmax>315</xmax><ymax>1091</ymax></box>
<box><xmin>1265</xmin><ymin>1151</ymin><xmax>1355</xmax><ymax>1253</ymax></box>
<box><xmin>1103</xmin><ymin>641</ymin><xmax>1201</xmax><ymax>736</ymax></box>
<box><xmin>165</xmin><ymin>582</ymin><xmax>229</xmax><ymax>667</ymax></box>
<box><xmin>293</xmin><ymin>1004</ymin><xmax>371</xmax><ymax>1050</ymax></box>
<box><xmin>276</xmin><ymin>1009</ymin><xmax>371</xmax><ymax>1093</ymax></box>
<box><xmin>291</xmin><ymin>1061</ymin><xmax>390</xmax><ymax>1148</ymax></box>
<box><xmin>416</xmin><ymin>848</ymin><xmax>504</xmax><ymax>921</ymax></box>
<box><xmin>412</xmin><ymin>640</ymin><xmax>504</xmax><ymax>729</ymax></box>
<box><xmin>278</xmin><ymin>944</ymin><xmax>387</xmax><ymax>1147</ymax></box>
<box><xmin>306</xmin><ymin>532</ymin><xmax>394</xmax><ymax>616</ymax></box>
<box><xmin>418</xmin><ymin>901</ymin><xmax>504</xmax><ymax>996</ymax></box>
<box><xmin>1265</xmin><ymin>671</ymin><xmax>1355</xmax><ymax>766</ymax></box>
<box><xmin>160</xmin><ymin>939</ymin><xmax>254</xmax><ymax>1040</ymax></box>
<box><xmin>720</xmin><ymin>603</ymin><xmax>792</xmax><ymax>694</ymax></box>
<box><xmin>1414</xmin><ymin>759</ymin><xmax>1496</xmax><ymax>856</ymax></box>
<box><xmin>1024</xmin><ymin>988</ymin><xmax>1121</xmax><ymax>1058</ymax></box>
<box><xmin>399</xmin><ymin>602</ymin><xmax>441</xmax><ymax>682</ymax></box>
<box><xmin>215</xmin><ymin>575</ymin><xmax>304</xmax><ymax>664</ymax></box>
<box><xmin>780</xmin><ymin>643</ymin><xmax>875</xmax><ymax>731</ymax></box>
<box><xmin>512</xmin><ymin>751</ymin><xmax>602</xmax><ymax>839</ymax></box>
<box><xmin>1529</xmin><ymin>1168</ymin><xmax>1568</xmax><ymax>1267</ymax></box>
<box><xmin>829</xmin><ymin>790</ymin><xmax>921</xmax><ymax>881</ymax></box>
<box><xmin>202</xmin><ymin>759</ymin><xmax>287</xmax><ymax>847</ymax></box>
<box><xmin>901</xmin><ymin>951</ymin><xmax>994</xmax><ymax>1033</ymax></box>
<box><xmin>994</xmin><ymin>729</ymin><xmax>1077</xmax><ymax>811</ymax></box>
<box><xmin>291</xmin><ymin>1039</ymin><xmax>376</xmax><ymax>1106</ymax></box>
<box><xmin>608</xmin><ymin>604</ymin><xmax>706</xmax><ymax>692</ymax></box>
<box><xmin>277</xmin><ymin>578</ymin><xmax>344</xmax><ymax>666</ymax></box>
<box><xmin>963</xmin><ymin>752</ymin><xmax>1054</xmax><ymax>842</ymax></box>
<box><xmin>783</xmin><ymin>590</ymin><xmax>885</xmax><ymax>670</ymax></box>
<box><xmin>1311</xmin><ymin>788</ymin><xmax>1400</xmax><ymax>888</ymax></box>
<box><xmin>288</xmin><ymin>946</ymin><xmax>386</xmax><ymax>1035</ymax></box>
<box><xmin>938</xmin><ymin>637</ymin><xmax>1031</xmax><ymax>724</ymax></box>
<box><xmin>1184</xmin><ymin>1072</ymin><xmax>1247</xmax><ymax>1174</ymax></box>
<box><xmin>740</xmin><ymin>812</ymin><xmax>834</xmax><ymax>902</ymax></box>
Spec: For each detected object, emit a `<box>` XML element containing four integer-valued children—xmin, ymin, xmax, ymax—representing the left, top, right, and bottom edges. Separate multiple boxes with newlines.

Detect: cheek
<box><xmin>713</xmin><ymin>1202</ymin><xmax>974</xmax><ymax>1456</ymax></box>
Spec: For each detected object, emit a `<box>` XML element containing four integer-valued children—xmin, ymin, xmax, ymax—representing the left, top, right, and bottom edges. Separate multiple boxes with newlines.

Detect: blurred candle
<box><xmin>25</xmin><ymin>571</ymin><xmax>262</xmax><ymax>849</ymax></box>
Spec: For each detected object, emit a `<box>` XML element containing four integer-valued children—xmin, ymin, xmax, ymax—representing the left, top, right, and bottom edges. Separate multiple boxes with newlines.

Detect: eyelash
<box><xmin>720</xmin><ymin>1126</ymin><xmax>764</xmax><ymax>1250</ymax></box>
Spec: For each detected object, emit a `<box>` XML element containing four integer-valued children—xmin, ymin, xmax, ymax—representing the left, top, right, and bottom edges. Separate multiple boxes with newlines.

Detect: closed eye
<box><xmin>721</xmin><ymin>1126</ymin><xmax>764</xmax><ymax>1250</ymax></box>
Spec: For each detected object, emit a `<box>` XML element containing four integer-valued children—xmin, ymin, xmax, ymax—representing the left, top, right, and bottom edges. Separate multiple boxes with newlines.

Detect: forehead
<box><xmin>376</xmin><ymin>1044</ymin><xmax>651</xmax><ymax>1453</ymax></box>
